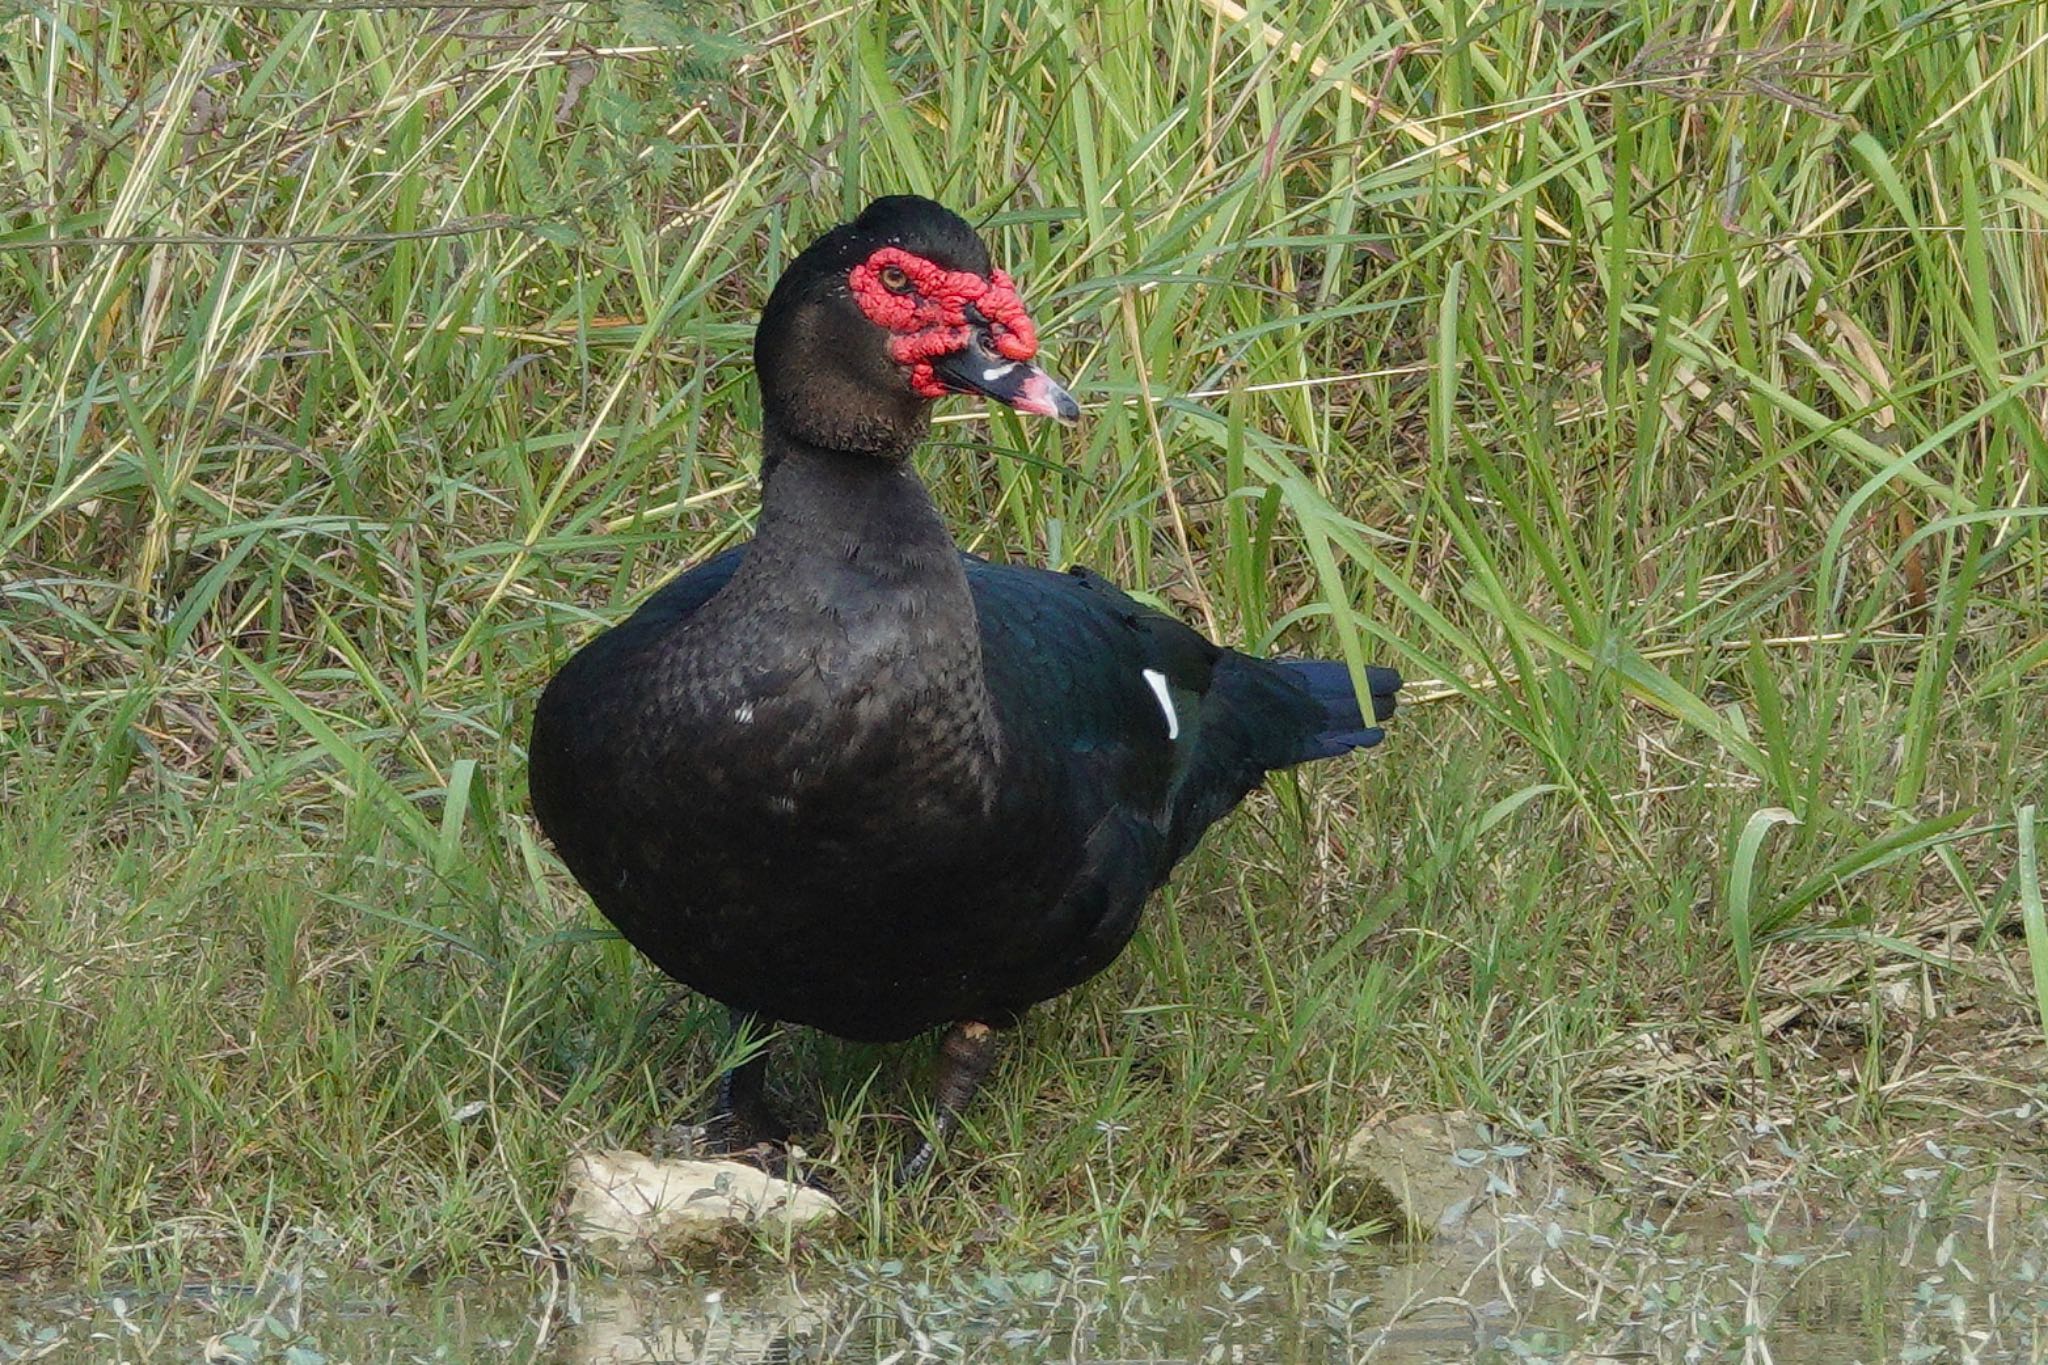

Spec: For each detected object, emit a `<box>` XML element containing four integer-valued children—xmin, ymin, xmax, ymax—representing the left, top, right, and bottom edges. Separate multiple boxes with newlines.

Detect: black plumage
<box><xmin>528</xmin><ymin>196</ymin><xmax>1401</xmax><ymax>1174</ymax></box>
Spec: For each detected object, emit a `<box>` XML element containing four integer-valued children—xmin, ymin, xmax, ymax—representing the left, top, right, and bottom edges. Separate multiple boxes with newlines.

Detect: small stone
<box><xmin>564</xmin><ymin>1150</ymin><xmax>841</xmax><ymax>1267</ymax></box>
<box><xmin>1331</xmin><ymin>1111</ymin><xmax>1503</xmax><ymax>1240</ymax></box>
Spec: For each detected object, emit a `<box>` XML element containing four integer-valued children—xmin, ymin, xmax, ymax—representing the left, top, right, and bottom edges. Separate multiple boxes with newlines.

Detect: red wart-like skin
<box><xmin>848</xmin><ymin>246</ymin><xmax>1040</xmax><ymax>398</ymax></box>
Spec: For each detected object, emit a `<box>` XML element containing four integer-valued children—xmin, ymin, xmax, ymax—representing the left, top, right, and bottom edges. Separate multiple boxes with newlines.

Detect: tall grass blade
<box><xmin>2020</xmin><ymin>805</ymin><xmax>2048</xmax><ymax>1053</ymax></box>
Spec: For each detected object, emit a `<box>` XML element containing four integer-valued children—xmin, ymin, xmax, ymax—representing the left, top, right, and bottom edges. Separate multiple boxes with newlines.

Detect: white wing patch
<box><xmin>1141</xmin><ymin>668</ymin><xmax>1180</xmax><ymax>741</ymax></box>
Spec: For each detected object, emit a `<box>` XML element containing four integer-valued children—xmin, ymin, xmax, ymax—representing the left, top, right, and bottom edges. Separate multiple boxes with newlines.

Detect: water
<box><xmin>8</xmin><ymin>1205</ymin><xmax>2045</xmax><ymax>1361</ymax></box>
<box><xmin>562</xmin><ymin>1217</ymin><xmax>2048</xmax><ymax>1363</ymax></box>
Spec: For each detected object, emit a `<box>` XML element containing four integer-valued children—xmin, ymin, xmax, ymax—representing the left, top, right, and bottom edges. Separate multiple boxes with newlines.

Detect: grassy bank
<box><xmin>3</xmin><ymin>0</ymin><xmax>2045</xmax><ymax>1283</ymax></box>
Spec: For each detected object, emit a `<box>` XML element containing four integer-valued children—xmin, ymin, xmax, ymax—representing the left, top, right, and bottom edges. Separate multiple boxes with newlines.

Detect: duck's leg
<box><xmin>708</xmin><ymin>1009</ymin><xmax>789</xmax><ymax>1152</ymax></box>
<box><xmin>896</xmin><ymin>1018</ymin><xmax>1007</xmax><ymax>1184</ymax></box>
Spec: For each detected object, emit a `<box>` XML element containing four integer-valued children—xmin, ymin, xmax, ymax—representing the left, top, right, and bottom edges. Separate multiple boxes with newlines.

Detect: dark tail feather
<box><xmin>1162</xmin><ymin>654</ymin><xmax>1402</xmax><ymax>864</ymax></box>
<box><xmin>1278</xmin><ymin>659</ymin><xmax>1402</xmax><ymax>760</ymax></box>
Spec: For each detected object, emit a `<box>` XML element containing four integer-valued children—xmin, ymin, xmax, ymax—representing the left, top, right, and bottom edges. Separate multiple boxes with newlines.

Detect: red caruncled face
<box><xmin>847</xmin><ymin>247</ymin><xmax>1041</xmax><ymax>398</ymax></box>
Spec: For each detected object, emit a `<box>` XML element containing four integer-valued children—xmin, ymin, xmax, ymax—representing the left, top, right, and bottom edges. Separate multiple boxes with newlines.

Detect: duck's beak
<box><xmin>928</xmin><ymin>337</ymin><xmax>1081</xmax><ymax>426</ymax></box>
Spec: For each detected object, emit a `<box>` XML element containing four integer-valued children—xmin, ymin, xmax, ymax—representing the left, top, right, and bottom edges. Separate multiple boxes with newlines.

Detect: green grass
<box><xmin>3</xmin><ymin>0</ymin><xmax>2046</xmax><ymax>1283</ymax></box>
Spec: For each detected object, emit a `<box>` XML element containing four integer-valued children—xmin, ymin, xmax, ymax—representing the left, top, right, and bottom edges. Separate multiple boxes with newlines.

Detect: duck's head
<box><xmin>755</xmin><ymin>195</ymin><xmax>1079</xmax><ymax>455</ymax></box>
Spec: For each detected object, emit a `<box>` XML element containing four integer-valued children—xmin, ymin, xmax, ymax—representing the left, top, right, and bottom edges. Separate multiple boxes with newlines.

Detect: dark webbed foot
<box><xmin>706</xmin><ymin>1011</ymin><xmax>791</xmax><ymax>1156</ymax></box>
<box><xmin>896</xmin><ymin>1018</ymin><xmax>1007</xmax><ymax>1185</ymax></box>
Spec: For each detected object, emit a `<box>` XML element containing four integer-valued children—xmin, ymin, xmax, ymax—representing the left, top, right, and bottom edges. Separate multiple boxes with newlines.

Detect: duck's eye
<box><xmin>879</xmin><ymin>265</ymin><xmax>913</xmax><ymax>294</ymax></box>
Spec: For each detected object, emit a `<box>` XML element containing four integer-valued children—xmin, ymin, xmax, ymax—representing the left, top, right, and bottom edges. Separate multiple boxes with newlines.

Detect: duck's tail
<box><xmin>1276</xmin><ymin>659</ymin><xmax>1402</xmax><ymax>761</ymax></box>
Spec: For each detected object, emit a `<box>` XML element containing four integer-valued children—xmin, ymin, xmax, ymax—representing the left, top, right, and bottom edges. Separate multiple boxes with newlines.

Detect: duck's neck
<box><xmin>748</xmin><ymin>418</ymin><xmax>959</xmax><ymax>588</ymax></box>
<box><xmin>703</xmin><ymin>414</ymin><xmax>987</xmax><ymax>683</ymax></box>
<box><xmin>696</xmin><ymin>417</ymin><xmax>999</xmax><ymax>800</ymax></box>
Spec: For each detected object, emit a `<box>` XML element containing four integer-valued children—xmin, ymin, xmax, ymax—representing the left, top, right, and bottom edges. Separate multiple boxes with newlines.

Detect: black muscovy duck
<box><xmin>529</xmin><ymin>195</ymin><xmax>1400</xmax><ymax>1178</ymax></box>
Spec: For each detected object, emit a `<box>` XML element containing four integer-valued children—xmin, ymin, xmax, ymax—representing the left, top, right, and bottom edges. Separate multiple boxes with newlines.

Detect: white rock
<box><xmin>1333</xmin><ymin>1111</ymin><xmax>1503</xmax><ymax>1239</ymax></box>
<box><xmin>564</xmin><ymin>1150</ymin><xmax>841</xmax><ymax>1266</ymax></box>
